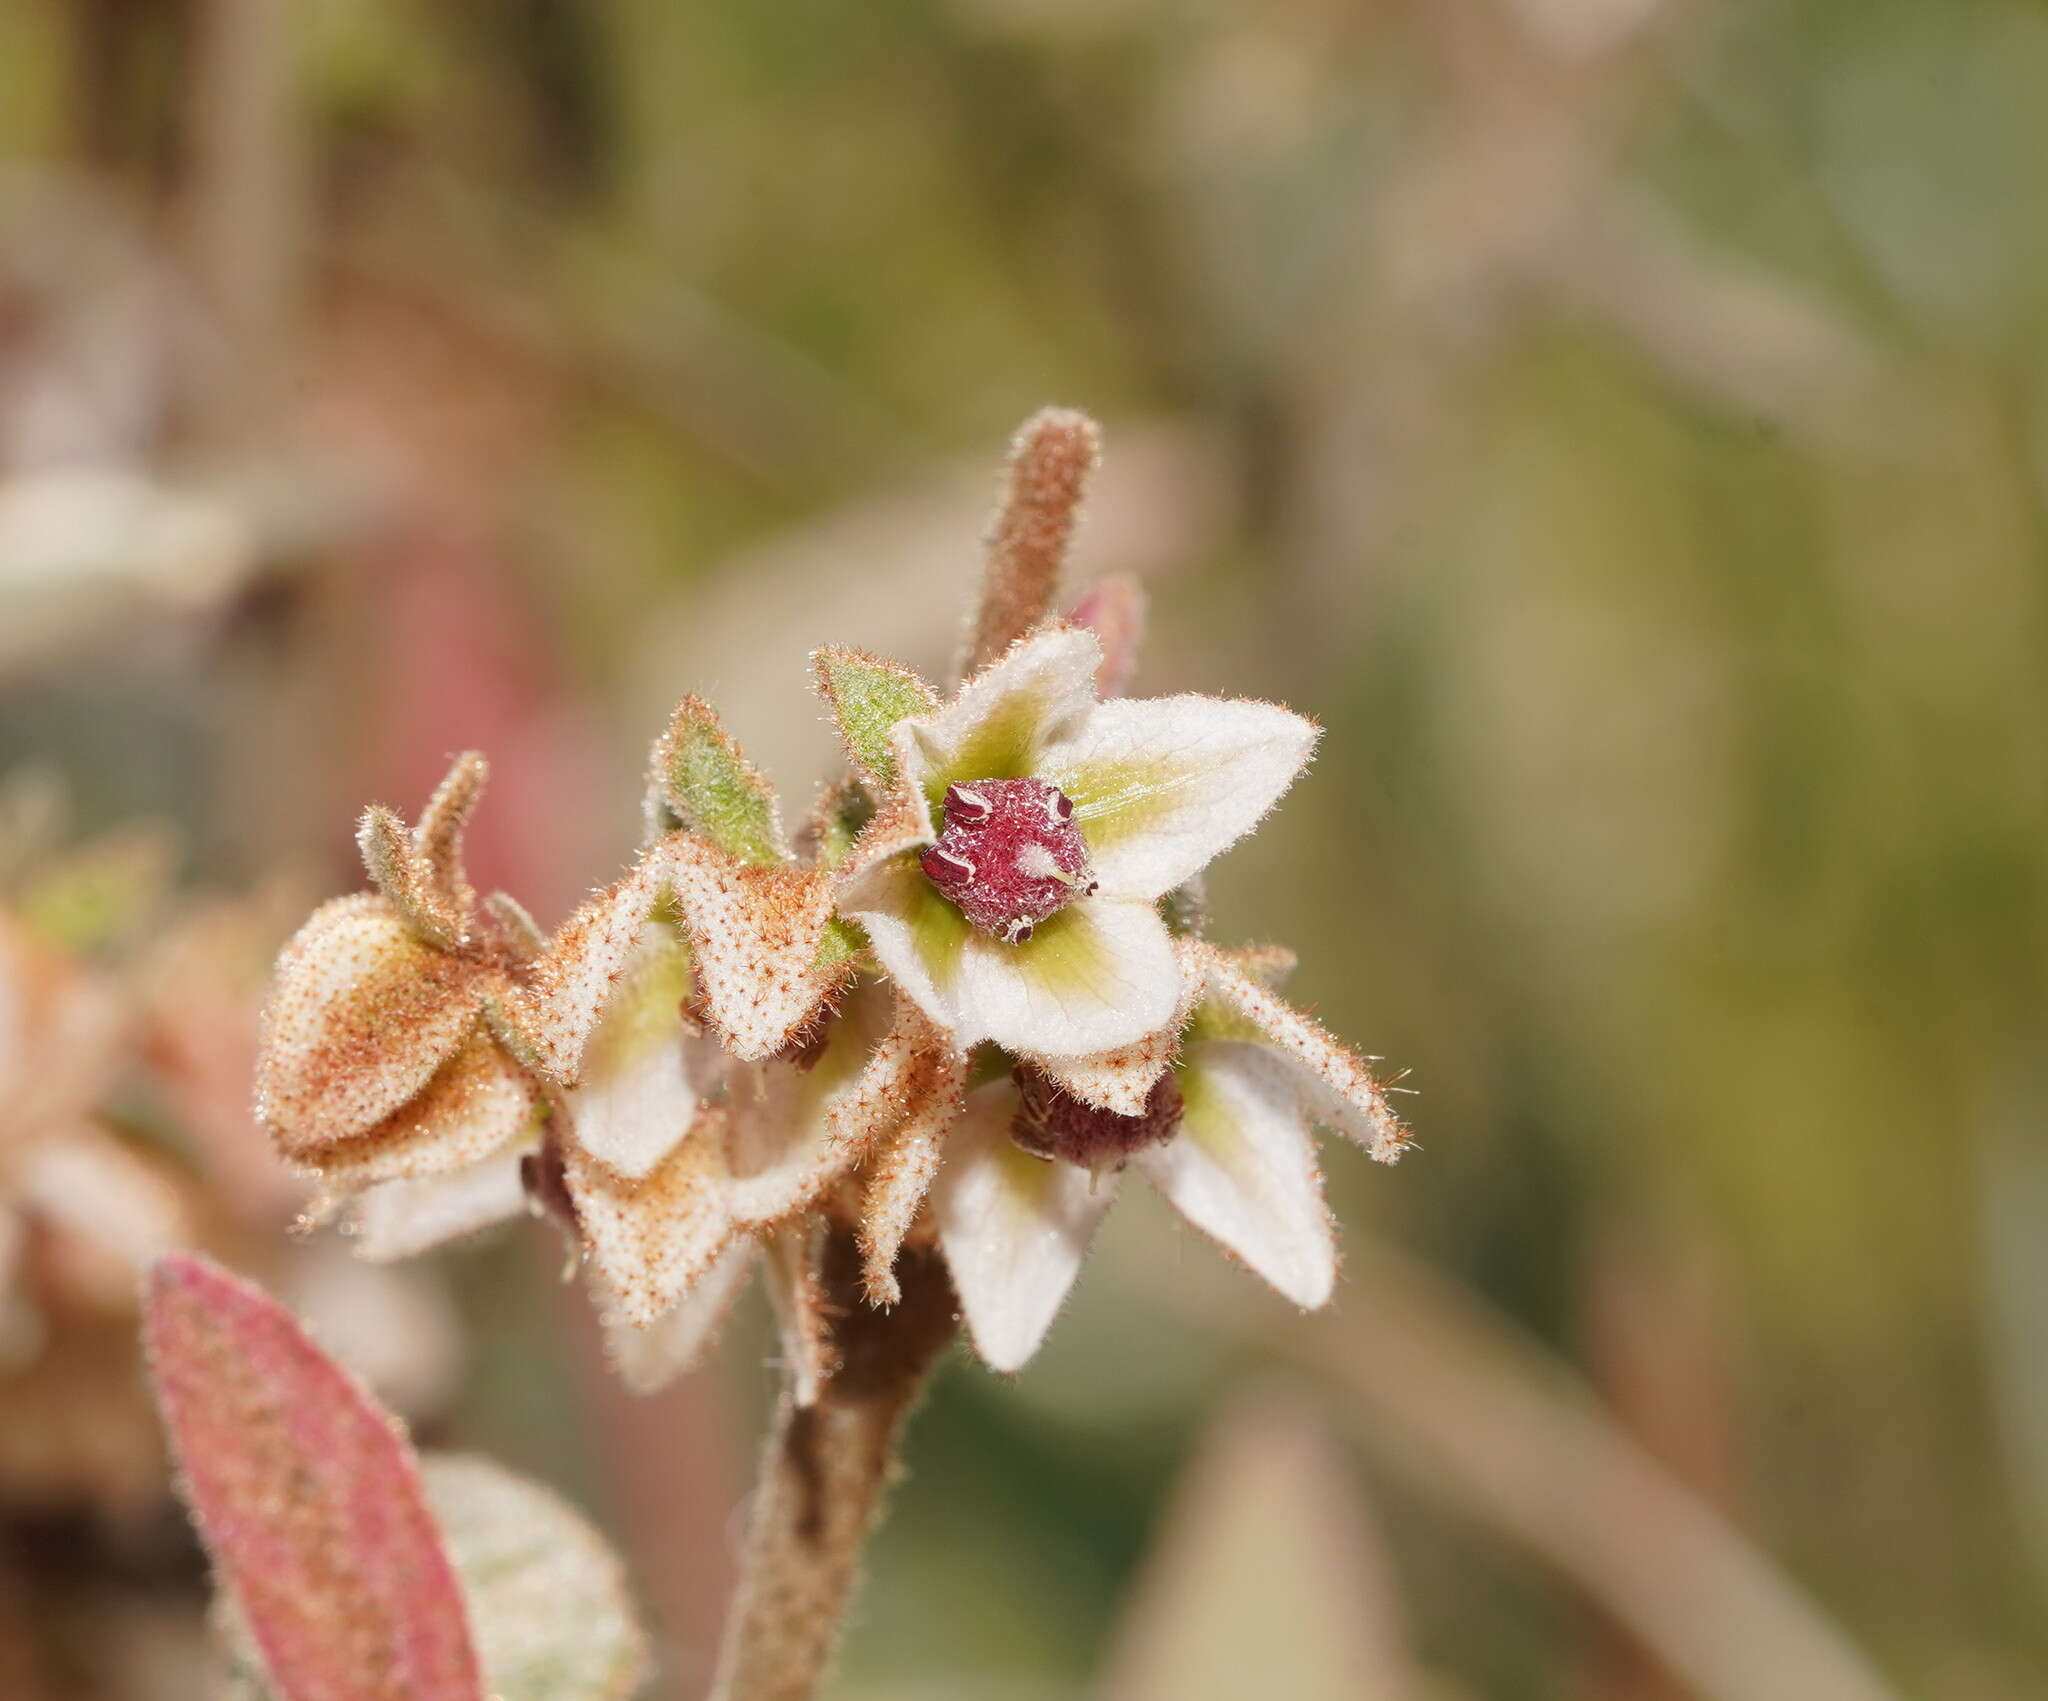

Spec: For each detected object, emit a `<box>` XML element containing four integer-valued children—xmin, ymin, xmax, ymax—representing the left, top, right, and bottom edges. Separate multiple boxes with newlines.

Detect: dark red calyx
<box><xmin>1010</xmin><ymin>1064</ymin><xmax>1183</xmax><ymax>1170</ymax></box>
<box><xmin>918</xmin><ymin>778</ymin><xmax>1095</xmax><ymax>943</ymax></box>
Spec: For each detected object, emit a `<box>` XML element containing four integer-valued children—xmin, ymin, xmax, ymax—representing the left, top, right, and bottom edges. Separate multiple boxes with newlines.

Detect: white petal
<box><xmin>601</xmin><ymin>1239</ymin><xmax>757</xmax><ymax>1395</ymax></box>
<box><xmin>721</xmin><ymin>980</ymin><xmax>909</xmax><ymax>1227</ymax></box>
<box><xmin>1039</xmin><ymin>695</ymin><xmax>1317</xmax><ymax>899</ymax></box>
<box><xmin>1136</xmin><ymin>1042</ymin><xmax>1334</xmax><ymax>1308</ymax></box>
<box><xmin>349</xmin><ymin>1152</ymin><xmax>529</xmax><ymax>1262</ymax></box>
<box><xmin>567</xmin><ymin>929</ymin><xmax>721</xmax><ymax>1181</ymax></box>
<box><xmin>1027</xmin><ymin>936</ymin><xmax>1204</xmax><ymax>1114</ymax></box>
<box><xmin>948</xmin><ymin>896</ymin><xmax>1180</xmax><ymax>1055</ymax></box>
<box><xmin>835</xmin><ymin>849</ymin><xmax>970</xmax><ymax>1034</ymax></box>
<box><xmin>893</xmin><ymin>625</ymin><xmax>1101</xmax><ymax>814</ymax></box>
<box><xmin>1199</xmin><ymin>947</ymin><xmax>1406</xmax><ymax>1162</ymax></box>
<box><xmin>934</xmin><ymin>1081</ymin><xmax>1116</xmax><ymax>1372</ymax></box>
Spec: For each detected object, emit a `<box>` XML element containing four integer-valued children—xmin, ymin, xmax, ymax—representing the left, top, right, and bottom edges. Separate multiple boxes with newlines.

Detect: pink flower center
<box><xmin>919</xmin><ymin>778</ymin><xmax>1096</xmax><ymax>943</ymax></box>
<box><xmin>1011</xmin><ymin>1065</ymin><xmax>1184</xmax><ymax>1169</ymax></box>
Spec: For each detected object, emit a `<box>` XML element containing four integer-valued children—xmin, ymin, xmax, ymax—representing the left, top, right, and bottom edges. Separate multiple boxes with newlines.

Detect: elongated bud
<box><xmin>959</xmin><ymin>408</ymin><xmax>1101</xmax><ymax>678</ymax></box>
<box><xmin>1067</xmin><ymin>574</ymin><xmax>1147</xmax><ymax>698</ymax></box>
<box><xmin>412</xmin><ymin>751</ymin><xmax>488</xmax><ymax>922</ymax></box>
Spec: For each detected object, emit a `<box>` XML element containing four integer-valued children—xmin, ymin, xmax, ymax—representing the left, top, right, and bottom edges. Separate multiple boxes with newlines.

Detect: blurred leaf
<box><xmin>417</xmin><ymin>1455</ymin><xmax>647</xmax><ymax>1701</ymax></box>
<box><xmin>144</xmin><ymin>1254</ymin><xmax>486</xmax><ymax>1701</ymax></box>
<box><xmin>1098</xmin><ymin>1392</ymin><xmax>1421</xmax><ymax>1701</ymax></box>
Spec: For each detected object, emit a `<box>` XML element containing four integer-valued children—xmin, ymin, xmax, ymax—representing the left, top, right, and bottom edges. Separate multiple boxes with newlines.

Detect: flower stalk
<box><xmin>708</xmin><ymin>1227</ymin><xmax>958</xmax><ymax>1701</ymax></box>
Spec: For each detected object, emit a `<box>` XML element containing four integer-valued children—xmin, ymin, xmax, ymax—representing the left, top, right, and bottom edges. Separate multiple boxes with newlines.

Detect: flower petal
<box><xmin>763</xmin><ymin>1224</ymin><xmax>833</xmax><ymax>1407</ymax></box>
<box><xmin>1199</xmin><ymin>948</ymin><xmax>1406</xmax><ymax>1162</ymax></box>
<box><xmin>662</xmin><ymin>836</ymin><xmax>840</xmax><ymax>1061</ymax></box>
<box><xmin>949</xmin><ymin>896</ymin><xmax>1180</xmax><ymax>1055</ymax></box>
<box><xmin>500</xmin><ymin>861</ymin><xmax>662</xmax><ymax>1081</ymax></box>
<box><xmin>893</xmin><ymin>625</ymin><xmax>1101</xmax><ymax>817</ymax></box>
<box><xmin>350</xmin><ymin>1152</ymin><xmax>529</xmax><ymax>1262</ymax></box>
<box><xmin>934</xmin><ymin>1081</ymin><xmax>1116</xmax><ymax>1373</ymax></box>
<box><xmin>856</xmin><ymin>1035</ymin><xmax>969</xmax><ymax>1305</ymax></box>
<box><xmin>567</xmin><ymin>929</ymin><xmax>720</xmax><ymax>1181</ymax></box>
<box><xmin>723</xmin><ymin>981</ymin><xmax>916</xmax><ymax>1227</ymax></box>
<box><xmin>600</xmin><ymin>1239</ymin><xmax>756</xmax><ymax>1395</ymax></box>
<box><xmin>1039</xmin><ymin>695</ymin><xmax>1317</xmax><ymax>900</ymax></box>
<box><xmin>292</xmin><ymin>1029</ymin><xmax>538</xmax><ymax>1193</ymax></box>
<box><xmin>563</xmin><ymin>1105</ymin><xmax>736</xmax><ymax>1328</ymax></box>
<box><xmin>1135</xmin><ymin>1041</ymin><xmax>1334</xmax><ymax>1308</ymax></box>
<box><xmin>258</xmin><ymin>895</ymin><xmax>489</xmax><ymax>1152</ymax></box>
<box><xmin>1027</xmin><ymin>935</ymin><xmax>1204</xmax><ymax>1114</ymax></box>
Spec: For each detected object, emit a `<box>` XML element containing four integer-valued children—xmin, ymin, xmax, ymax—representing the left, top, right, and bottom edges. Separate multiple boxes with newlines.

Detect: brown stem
<box><xmin>707</xmin><ymin>1228</ymin><xmax>957</xmax><ymax>1701</ymax></box>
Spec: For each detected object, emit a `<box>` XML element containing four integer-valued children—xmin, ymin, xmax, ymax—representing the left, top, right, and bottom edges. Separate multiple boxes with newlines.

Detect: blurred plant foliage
<box><xmin>0</xmin><ymin>0</ymin><xmax>2042</xmax><ymax>1697</ymax></box>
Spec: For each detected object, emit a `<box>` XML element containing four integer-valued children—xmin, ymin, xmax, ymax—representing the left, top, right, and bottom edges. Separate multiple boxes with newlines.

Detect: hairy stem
<box><xmin>708</xmin><ymin>1229</ymin><xmax>957</xmax><ymax>1701</ymax></box>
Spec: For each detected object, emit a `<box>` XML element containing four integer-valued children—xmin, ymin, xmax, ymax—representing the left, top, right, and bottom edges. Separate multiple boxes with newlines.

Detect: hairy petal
<box><xmin>857</xmin><ymin>1039</ymin><xmax>969</xmax><ymax>1306</ymax></box>
<box><xmin>1028</xmin><ymin>935</ymin><xmax>1204</xmax><ymax>1114</ymax></box>
<box><xmin>600</xmin><ymin>1240</ymin><xmax>756</xmax><ymax>1396</ymax></box>
<box><xmin>934</xmin><ymin>1081</ymin><xmax>1116</xmax><ymax>1373</ymax></box>
<box><xmin>411</xmin><ymin>751</ymin><xmax>489</xmax><ymax>926</ymax></box>
<box><xmin>723</xmin><ymin>981</ymin><xmax>907</xmax><ymax>1228</ymax></box>
<box><xmin>349</xmin><ymin>1152</ymin><xmax>529</xmax><ymax>1262</ymax></box>
<box><xmin>948</xmin><ymin>896</ymin><xmax>1181</xmax><ymax>1056</ymax></box>
<box><xmin>564</xmin><ymin>1105</ymin><xmax>736</xmax><ymax>1329</ymax></box>
<box><xmin>1136</xmin><ymin>1042</ymin><xmax>1335</xmax><ymax>1308</ymax></box>
<box><xmin>292</xmin><ymin>1030</ymin><xmax>537</xmax><ymax>1194</ymax></box>
<box><xmin>357</xmin><ymin>805</ymin><xmax>467</xmax><ymax>951</ymax></box>
<box><xmin>567</xmin><ymin>929</ymin><xmax>719</xmax><ymax>1181</ymax></box>
<box><xmin>1039</xmin><ymin>695</ymin><xmax>1318</xmax><ymax>900</ymax></box>
<box><xmin>895</xmin><ymin>625</ymin><xmax>1101</xmax><ymax>817</ymax></box>
<box><xmin>663</xmin><ymin>836</ymin><xmax>840</xmax><ymax>1061</ymax></box>
<box><xmin>258</xmin><ymin>894</ymin><xmax>488</xmax><ymax>1152</ymax></box>
<box><xmin>1200</xmin><ymin>948</ymin><xmax>1407</xmax><ymax>1162</ymax></box>
<box><xmin>501</xmin><ymin>861</ymin><xmax>663</xmax><ymax>1082</ymax></box>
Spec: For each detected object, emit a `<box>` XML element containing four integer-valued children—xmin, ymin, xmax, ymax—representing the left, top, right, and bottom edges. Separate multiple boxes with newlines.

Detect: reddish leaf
<box><xmin>145</xmin><ymin>1254</ymin><xmax>485</xmax><ymax>1701</ymax></box>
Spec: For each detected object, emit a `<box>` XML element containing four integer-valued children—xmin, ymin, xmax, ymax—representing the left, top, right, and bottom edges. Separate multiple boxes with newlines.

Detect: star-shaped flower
<box><xmin>830</xmin><ymin>625</ymin><xmax>1318</xmax><ymax>1061</ymax></box>
<box><xmin>931</xmin><ymin>939</ymin><xmax>1407</xmax><ymax>1371</ymax></box>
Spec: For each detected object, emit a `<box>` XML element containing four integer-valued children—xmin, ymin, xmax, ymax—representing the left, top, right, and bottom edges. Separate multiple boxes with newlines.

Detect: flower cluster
<box><xmin>258</xmin><ymin>411</ymin><xmax>1407</xmax><ymax>1391</ymax></box>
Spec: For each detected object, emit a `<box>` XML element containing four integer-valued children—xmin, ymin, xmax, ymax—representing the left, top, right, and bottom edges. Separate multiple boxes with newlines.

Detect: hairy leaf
<box><xmin>145</xmin><ymin>1254</ymin><xmax>484</xmax><ymax>1701</ymax></box>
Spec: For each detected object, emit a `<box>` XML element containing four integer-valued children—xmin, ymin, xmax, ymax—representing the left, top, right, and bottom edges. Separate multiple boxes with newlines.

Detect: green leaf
<box><xmin>654</xmin><ymin>695</ymin><xmax>787</xmax><ymax>865</ymax></box>
<box><xmin>811</xmin><ymin>647</ymin><xmax>939</xmax><ymax>792</ymax></box>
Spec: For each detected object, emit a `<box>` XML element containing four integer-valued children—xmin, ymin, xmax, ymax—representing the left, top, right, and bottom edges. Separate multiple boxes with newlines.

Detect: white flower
<box><xmin>835</xmin><ymin>626</ymin><xmax>1317</xmax><ymax>1059</ymax></box>
<box><xmin>933</xmin><ymin>941</ymin><xmax>1406</xmax><ymax>1373</ymax></box>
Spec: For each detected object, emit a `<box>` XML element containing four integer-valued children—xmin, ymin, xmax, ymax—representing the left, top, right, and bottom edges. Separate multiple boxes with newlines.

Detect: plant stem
<box><xmin>707</xmin><ymin>1228</ymin><xmax>956</xmax><ymax>1701</ymax></box>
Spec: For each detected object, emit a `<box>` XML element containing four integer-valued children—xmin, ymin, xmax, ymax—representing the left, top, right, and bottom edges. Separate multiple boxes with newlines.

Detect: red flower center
<box><xmin>1011</xmin><ymin>1065</ymin><xmax>1184</xmax><ymax>1169</ymax></box>
<box><xmin>919</xmin><ymin>778</ymin><xmax>1096</xmax><ymax>943</ymax></box>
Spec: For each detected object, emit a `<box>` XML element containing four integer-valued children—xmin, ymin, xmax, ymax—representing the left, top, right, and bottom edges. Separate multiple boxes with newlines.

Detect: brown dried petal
<box><xmin>258</xmin><ymin>894</ymin><xmax>490</xmax><ymax>1153</ymax></box>
<box><xmin>857</xmin><ymin>1028</ymin><xmax>968</xmax><ymax>1306</ymax></box>
<box><xmin>564</xmin><ymin>1104</ymin><xmax>738</xmax><ymax>1328</ymax></box>
<box><xmin>663</xmin><ymin>836</ymin><xmax>840</xmax><ymax>1062</ymax></box>
<box><xmin>502</xmin><ymin>861</ymin><xmax>664</xmax><ymax>1082</ymax></box>
<box><xmin>290</xmin><ymin>1029</ymin><xmax>538</xmax><ymax>1194</ymax></box>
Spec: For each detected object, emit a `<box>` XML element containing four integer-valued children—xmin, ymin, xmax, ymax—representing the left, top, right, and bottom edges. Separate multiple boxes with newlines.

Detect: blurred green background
<box><xmin>0</xmin><ymin>0</ymin><xmax>2043</xmax><ymax>1697</ymax></box>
